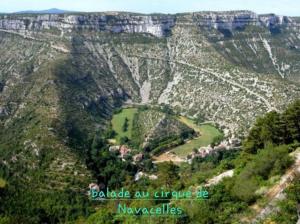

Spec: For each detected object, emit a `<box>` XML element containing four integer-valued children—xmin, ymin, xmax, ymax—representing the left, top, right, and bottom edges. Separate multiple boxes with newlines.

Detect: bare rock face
<box><xmin>0</xmin><ymin>11</ymin><xmax>294</xmax><ymax>38</ymax></box>
<box><xmin>0</xmin><ymin>13</ymin><xmax>176</xmax><ymax>37</ymax></box>
<box><xmin>194</xmin><ymin>11</ymin><xmax>291</xmax><ymax>31</ymax></box>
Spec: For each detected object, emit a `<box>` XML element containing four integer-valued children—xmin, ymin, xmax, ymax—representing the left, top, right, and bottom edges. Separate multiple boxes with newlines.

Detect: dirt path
<box><xmin>0</xmin><ymin>29</ymin><xmax>69</xmax><ymax>53</ymax></box>
<box><xmin>205</xmin><ymin>170</ymin><xmax>234</xmax><ymax>187</ymax></box>
<box><xmin>131</xmin><ymin>54</ymin><xmax>275</xmax><ymax>111</ymax></box>
<box><xmin>249</xmin><ymin>149</ymin><xmax>300</xmax><ymax>223</ymax></box>
<box><xmin>153</xmin><ymin>152</ymin><xmax>186</xmax><ymax>164</ymax></box>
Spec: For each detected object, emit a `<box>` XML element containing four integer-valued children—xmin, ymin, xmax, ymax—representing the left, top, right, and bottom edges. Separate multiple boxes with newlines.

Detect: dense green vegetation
<box><xmin>77</xmin><ymin>100</ymin><xmax>300</xmax><ymax>223</ymax></box>
<box><xmin>1</xmin><ymin>99</ymin><xmax>299</xmax><ymax>223</ymax></box>
<box><xmin>231</xmin><ymin>145</ymin><xmax>293</xmax><ymax>203</ymax></box>
<box><xmin>243</xmin><ymin>100</ymin><xmax>300</xmax><ymax>154</ymax></box>
<box><xmin>0</xmin><ymin>161</ymin><xmax>93</xmax><ymax>223</ymax></box>
<box><xmin>87</xmin><ymin>136</ymin><xmax>137</xmax><ymax>188</ymax></box>
<box><xmin>0</xmin><ymin>58</ymin><xmax>96</xmax><ymax>223</ymax></box>
<box><xmin>270</xmin><ymin>177</ymin><xmax>300</xmax><ymax>223</ymax></box>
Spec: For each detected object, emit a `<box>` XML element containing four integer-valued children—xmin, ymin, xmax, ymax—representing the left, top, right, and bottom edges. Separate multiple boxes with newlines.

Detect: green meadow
<box><xmin>171</xmin><ymin>117</ymin><xmax>223</xmax><ymax>158</ymax></box>
<box><xmin>111</xmin><ymin>108</ymin><xmax>138</xmax><ymax>143</ymax></box>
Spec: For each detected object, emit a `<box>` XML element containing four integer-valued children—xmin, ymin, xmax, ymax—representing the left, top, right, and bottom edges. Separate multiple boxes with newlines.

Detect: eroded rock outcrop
<box><xmin>0</xmin><ymin>11</ymin><xmax>296</xmax><ymax>38</ymax></box>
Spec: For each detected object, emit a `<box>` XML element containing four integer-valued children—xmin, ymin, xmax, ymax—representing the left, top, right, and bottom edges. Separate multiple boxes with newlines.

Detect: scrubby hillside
<box><xmin>1</xmin><ymin>11</ymin><xmax>300</xmax><ymax>135</ymax></box>
<box><xmin>0</xmin><ymin>10</ymin><xmax>299</xmax><ymax>223</ymax></box>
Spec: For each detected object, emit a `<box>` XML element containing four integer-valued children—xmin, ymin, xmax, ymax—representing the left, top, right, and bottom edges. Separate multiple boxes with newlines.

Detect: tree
<box><xmin>211</xmin><ymin>135</ymin><xmax>224</xmax><ymax>147</ymax></box>
<box><xmin>160</xmin><ymin>104</ymin><xmax>175</xmax><ymax>115</ymax></box>
<box><xmin>195</xmin><ymin>114</ymin><xmax>205</xmax><ymax>124</ymax></box>
<box><xmin>243</xmin><ymin>100</ymin><xmax>300</xmax><ymax>154</ymax></box>
<box><xmin>120</xmin><ymin>136</ymin><xmax>129</xmax><ymax>145</ymax></box>
<box><xmin>103</xmin><ymin>125</ymin><xmax>116</xmax><ymax>139</ymax></box>
<box><xmin>231</xmin><ymin>175</ymin><xmax>258</xmax><ymax>203</ymax></box>
<box><xmin>91</xmin><ymin>135</ymin><xmax>105</xmax><ymax>161</ymax></box>
<box><xmin>243</xmin><ymin>111</ymin><xmax>285</xmax><ymax>153</ymax></box>
<box><xmin>231</xmin><ymin>145</ymin><xmax>292</xmax><ymax>203</ymax></box>
<box><xmin>283</xmin><ymin>100</ymin><xmax>300</xmax><ymax>143</ymax></box>
<box><xmin>122</xmin><ymin>118</ymin><xmax>129</xmax><ymax>132</ymax></box>
<box><xmin>158</xmin><ymin>162</ymin><xmax>179</xmax><ymax>188</ymax></box>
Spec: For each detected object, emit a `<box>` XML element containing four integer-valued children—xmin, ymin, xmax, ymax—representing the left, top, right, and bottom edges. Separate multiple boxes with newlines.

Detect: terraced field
<box><xmin>111</xmin><ymin>107</ymin><xmax>222</xmax><ymax>159</ymax></box>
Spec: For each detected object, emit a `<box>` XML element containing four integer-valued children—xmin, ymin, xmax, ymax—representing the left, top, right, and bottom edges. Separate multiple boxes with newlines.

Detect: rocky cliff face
<box><xmin>0</xmin><ymin>11</ymin><xmax>296</xmax><ymax>37</ymax></box>
<box><xmin>0</xmin><ymin>13</ymin><xmax>176</xmax><ymax>37</ymax></box>
<box><xmin>194</xmin><ymin>11</ymin><xmax>292</xmax><ymax>30</ymax></box>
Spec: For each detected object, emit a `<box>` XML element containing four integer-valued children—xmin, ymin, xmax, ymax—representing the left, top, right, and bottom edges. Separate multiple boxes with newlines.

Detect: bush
<box><xmin>271</xmin><ymin>177</ymin><xmax>300</xmax><ymax>223</ymax></box>
<box><xmin>122</xmin><ymin>118</ymin><xmax>129</xmax><ymax>132</ymax></box>
<box><xmin>103</xmin><ymin>128</ymin><xmax>116</xmax><ymax>139</ymax></box>
<box><xmin>231</xmin><ymin>145</ymin><xmax>292</xmax><ymax>203</ymax></box>
<box><xmin>120</xmin><ymin>136</ymin><xmax>129</xmax><ymax>145</ymax></box>
<box><xmin>113</xmin><ymin>108</ymin><xmax>122</xmax><ymax>114</ymax></box>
